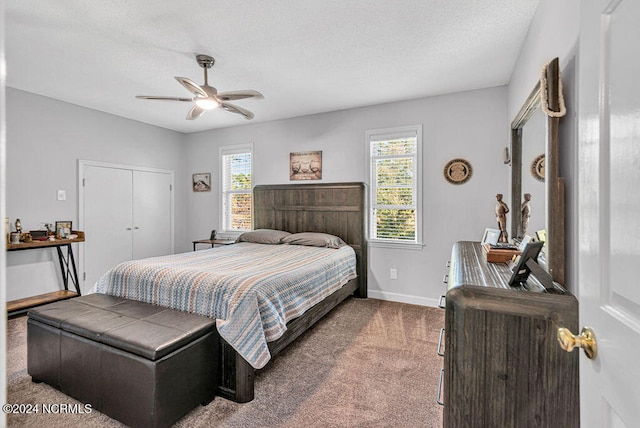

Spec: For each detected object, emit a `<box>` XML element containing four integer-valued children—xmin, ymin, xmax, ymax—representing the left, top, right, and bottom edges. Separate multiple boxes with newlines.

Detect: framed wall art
<box><xmin>192</xmin><ymin>173</ymin><xmax>211</xmax><ymax>192</ymax></box>
<box><xmin>443</xmin><ymin>158</ymin><xmax>472</xmax><ymax>185</ymax></box>
<box><xmin>290</xmin><ymin>151</ymin><xmax>322</xmax><ymax>180</ymax></box>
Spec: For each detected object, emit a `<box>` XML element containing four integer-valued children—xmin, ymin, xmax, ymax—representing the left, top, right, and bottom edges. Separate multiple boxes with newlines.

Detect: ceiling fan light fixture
<box><xmin>136</xmin><ymin>54</ymin><xmax>262</xmax><ymax>121</ymax></box>
<box><xmin>194</xmin><ymin>97</ymin><xmax>219</xmax><ymax>110</ymax></box>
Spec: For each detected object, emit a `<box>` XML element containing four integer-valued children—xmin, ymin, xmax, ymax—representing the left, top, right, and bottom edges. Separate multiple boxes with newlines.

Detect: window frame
<box><xmin>219</xmin><ymin>143</ymin><xmax>253</xmax><ymax>236</ymax></box>
<box><xmin>366</xmin><ymin>124</ymin><xmax>423</xmax><ymax>249</ymax></box>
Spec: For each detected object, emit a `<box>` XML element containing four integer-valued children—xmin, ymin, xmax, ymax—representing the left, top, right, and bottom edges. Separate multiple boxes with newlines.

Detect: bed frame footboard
<box><xmin>217</xmin><ymin>278</ymin><xmax>359</xmax><ymax>402</ymax></box>
<box><xmin>218</xmin><ymin>182</ymin><xmax>368</xmax><ymax>403</ymax></box>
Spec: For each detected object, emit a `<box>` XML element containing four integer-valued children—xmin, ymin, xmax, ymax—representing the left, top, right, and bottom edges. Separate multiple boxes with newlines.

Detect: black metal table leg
<box><xmin>68</xmin><ymin>245</ymin><xmax>81</xmax><ymax>295</ymax></box>
<box><xmin>55</xmin><ymin>243</ymin><xmax>82</xmax><ymax>295</ymax></box>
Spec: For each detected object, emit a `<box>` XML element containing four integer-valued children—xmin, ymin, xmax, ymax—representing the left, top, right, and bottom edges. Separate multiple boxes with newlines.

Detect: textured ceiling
<box><xmin>5</xmin><ymin>1</ymin><xmax>539</xmax><ymax>134</ymax></box>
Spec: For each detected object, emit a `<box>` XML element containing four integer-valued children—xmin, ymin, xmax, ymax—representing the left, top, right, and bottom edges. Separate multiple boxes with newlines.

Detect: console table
<box><xmin>6</xmin><ymin>232</ymin><xmax>84</xmax><ymax>317</ymax></box>
<box><xmin>442</xmin><ymin>241</ymin><xmax>579</xmax><ymax>427</ymax></box>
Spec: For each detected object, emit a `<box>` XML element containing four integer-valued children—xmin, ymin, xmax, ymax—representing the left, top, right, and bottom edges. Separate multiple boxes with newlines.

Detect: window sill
<box><xmin>368</xmin><ymin>240</ymin><xmax>424</xmax><ymax>250</ymax></box>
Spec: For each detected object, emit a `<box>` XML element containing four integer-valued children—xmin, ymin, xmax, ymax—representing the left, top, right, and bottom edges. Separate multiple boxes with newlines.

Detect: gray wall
<box><xmin>5</xmin><ymin>88</ymin><xmax>188</xmax><ymax>300</ymax></box>
<box><xmin>507</xmin><ymin>0</ymin><xmax>580</xmax><ymax>292</ymax></box>
<box><xmin>185</xmin><ymin>86</ymin><xmax>510</xmax><ymax>306</ymax></box>
<box><xmin>508</xmin><ymin>0</ymin><xmax>580</xmax><ymax>120</ymax></box>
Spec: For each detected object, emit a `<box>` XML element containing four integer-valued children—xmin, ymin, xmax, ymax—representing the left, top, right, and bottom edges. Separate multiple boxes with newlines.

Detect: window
<box><xmin>367</xmin><ymin>125</ymin><xmax>422</xmax><ymax>247</ymax></box>
<box><xmin>220</xmin><ymin>144</ymin><xmax>253</xmax><ymax>233</ymax></box>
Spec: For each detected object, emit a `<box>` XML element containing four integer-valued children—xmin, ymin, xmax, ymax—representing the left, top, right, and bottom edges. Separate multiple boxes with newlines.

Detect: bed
<box><xmin>97</xmin><ymin>182</ymin><xmax>368</xmax><ymax>402</ymax></box>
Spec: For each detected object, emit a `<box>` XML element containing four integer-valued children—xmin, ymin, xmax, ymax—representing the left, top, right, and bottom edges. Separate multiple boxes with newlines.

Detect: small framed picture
<box><xmin>192</xmin><ymin>173</ymin><xmax>211</xmax><ymax>192</ymax></box>
<box><xmin>481</xmin><ymin>228</ymin><xmax>501</xmax><ymax>246</ymax></box>
<box><xmin>290</xmin><ymin>151</ymin><xmax>322</xmax><ymax>180</ymax></box>
<box><xmin>55</xmin><ymin>221</ymin><xmax>72</xmax><ymax>239</ymax></box>
<box><xmin>508</xmin><ymin>241</ymin><xmax>545</xmax><ymax>286</ymax></box>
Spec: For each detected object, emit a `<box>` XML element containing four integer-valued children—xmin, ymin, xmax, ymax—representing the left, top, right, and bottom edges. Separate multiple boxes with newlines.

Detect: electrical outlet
<box><xmin>390</xmin><ymin>268</ymin><xmax>398</xmax><ymax>280</ymax></box>
<box><xmin>57</xmin><ymin>190</ymin><xmax>66</xmax><ymax>201</ymax></box>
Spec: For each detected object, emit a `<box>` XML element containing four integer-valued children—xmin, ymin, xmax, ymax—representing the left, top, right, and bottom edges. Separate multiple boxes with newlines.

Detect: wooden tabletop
<box><xmin>7</xmin><ymin>236</ymin><xmax>85</xmax><ymax>251</ymax></box>
<box><xmin>192</xmin><ymin>239</ymin><xmax>235</xmax><ymax>251</ymax></box>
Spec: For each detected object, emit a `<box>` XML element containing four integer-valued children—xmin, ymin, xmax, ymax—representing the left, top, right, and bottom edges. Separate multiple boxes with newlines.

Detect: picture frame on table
<box><xmin>481</xmin><ymin>228</ymin><xmax>501</xmax><ymax>246</ymax></box>
<box><xmin>55</xmin><ymin>221</ymin><xmax>72</xmax><ymax>239</ymax></box>
<box><xmin>508</xmin><ymin>241</ymin><xmax>545</xmax><ymax>286</ymax></box>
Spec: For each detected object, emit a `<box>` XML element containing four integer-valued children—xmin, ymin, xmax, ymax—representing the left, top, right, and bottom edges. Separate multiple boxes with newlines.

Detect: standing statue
<box><xmin>495</xmin><ymin>194</ymin><xmax>510</xmax><ymax>243</ymax></box>
<box><xmin>521</xmin><ymin>193</ymin><xmax>532</xmax><ymax>236</ymax></box>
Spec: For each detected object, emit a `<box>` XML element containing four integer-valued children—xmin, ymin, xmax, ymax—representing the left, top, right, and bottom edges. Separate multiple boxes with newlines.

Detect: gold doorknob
<box><xmin>557</xmin><ymin>326</ymin><xmax>597</xmax><ymax>360</ymax></box>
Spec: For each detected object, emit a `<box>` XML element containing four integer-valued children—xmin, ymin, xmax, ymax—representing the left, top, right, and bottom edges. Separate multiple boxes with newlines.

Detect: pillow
<box><xmin>281</xmin><ymin>232</ymin><xmax>346</xmax><ymax>249</ymax></box>
<box><xmin>235</xmin><ymin>229</ymin><xmax>291</xmax><ymax>244</ymax></box>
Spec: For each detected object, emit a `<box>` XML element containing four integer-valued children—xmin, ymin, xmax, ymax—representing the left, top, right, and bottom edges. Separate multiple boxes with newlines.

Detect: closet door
<box><xmin>83</xmin><ymin>165</ymin><xmax>133</xmax><ymax>293</ymax></box>
<box><xmin>81</xmin><ymin>162</ymin><xmax>174</xmax><ymax>294</ymax></box>
<box><xmin>132</xmin><ymin>170</ymin><xmax>172</xmax><ymax>260</ymax></box>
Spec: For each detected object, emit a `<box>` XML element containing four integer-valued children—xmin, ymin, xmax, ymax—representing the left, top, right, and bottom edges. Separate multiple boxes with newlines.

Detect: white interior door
<box><xmin>83</xmin><ymin>165</ymin><xmax>133</xmax><ymax>293</ymax></box>
<box><xmin>578</xmin><ymin>1</ymin><xmax>640</xmax><ymax>426</ymax></box>
<box><xmin>132</xmin><ymin>170</ymin><xmax>172</xmax><ymax>259</ymax></box>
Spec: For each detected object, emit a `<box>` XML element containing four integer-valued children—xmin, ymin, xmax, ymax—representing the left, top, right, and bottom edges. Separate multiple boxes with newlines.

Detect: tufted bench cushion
<box><xmin>27</xmin><ymin>294</ymin><xmax>218</xmax><ymax>428</ymax></box>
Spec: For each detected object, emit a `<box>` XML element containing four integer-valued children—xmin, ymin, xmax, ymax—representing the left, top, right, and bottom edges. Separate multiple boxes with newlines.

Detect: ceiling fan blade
<box><xmin>214</xmin><ymin>90</ymin><xmax>264</xmax><ymax>102</ymax></box>
<box><xmin>175</xmin><ymin>77</ymin><xmax>208</xmax><ymax>98</ymax></box>
<box><xmin>221</xmin><ymin>102</ymin><xmax>254</xmax><ymax>120</ymax></box>
<box><xmin>136</xmin><ymin>95</ymin><xmax>193</xmax><ymax>102</ymax></box>
<box><xmin>186</xmin><ymin>105</ymin><xmax>206</xmax><ymax>120</ymax></box>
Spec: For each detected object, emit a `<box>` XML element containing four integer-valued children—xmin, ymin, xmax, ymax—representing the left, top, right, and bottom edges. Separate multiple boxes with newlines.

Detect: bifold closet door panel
<box><xmin>132</xmin><ymin>170</ymin><xmax>172</xmax><ymax>260</ymax></box>
<box><xmin>83</xmin><ymin>166</ymin><xmax>134</xmax><ymax>292</ymax></box>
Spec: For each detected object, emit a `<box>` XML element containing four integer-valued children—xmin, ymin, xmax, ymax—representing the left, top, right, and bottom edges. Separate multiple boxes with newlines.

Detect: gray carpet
<box><xmin>7</xmin><ymin>298</ymin><xmax>444</xmax><ymax>427</ymax></box>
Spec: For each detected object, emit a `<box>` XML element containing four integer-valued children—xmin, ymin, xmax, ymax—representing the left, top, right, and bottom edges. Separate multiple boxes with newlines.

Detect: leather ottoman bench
<box><xmin>27</xmin><ymin>293</ymin><xmax>218</xmax><ymax>428</ymax></box>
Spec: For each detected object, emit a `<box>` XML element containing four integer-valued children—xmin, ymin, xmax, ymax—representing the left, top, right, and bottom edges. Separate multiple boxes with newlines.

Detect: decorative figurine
<box><xmin>495</xmin><ymin>194</ymin><xmax>510</xmax><ymax>243</ymax></box>
<box><xmin>15</xmin><ymin>218</ymin><xmax>22</xmax><ymax>234</ymax></box>
<box><xmin>521</xmin><ymin>193</ymin><xmax>532</xmax><ymax>237</ymax></box>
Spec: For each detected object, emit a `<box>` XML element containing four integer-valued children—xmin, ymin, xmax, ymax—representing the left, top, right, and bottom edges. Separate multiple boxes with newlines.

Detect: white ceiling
<box><xmin>5</xmin><ymin>1</ymin><xmax>539</xmax><ymax>134</ymax></box>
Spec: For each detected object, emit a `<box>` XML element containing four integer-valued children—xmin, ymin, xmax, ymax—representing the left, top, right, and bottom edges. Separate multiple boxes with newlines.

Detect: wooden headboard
<box><xmin>253</xmin><ymin>182</ymin><xmax>368</xmax><ymax>298</ymax></box>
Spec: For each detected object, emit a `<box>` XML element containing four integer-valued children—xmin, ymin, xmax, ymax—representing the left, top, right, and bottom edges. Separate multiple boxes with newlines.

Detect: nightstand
<box><xmin>192</xmin><ymin>239</ymin><xmax>236</xmax><ymax>251</ymax></box>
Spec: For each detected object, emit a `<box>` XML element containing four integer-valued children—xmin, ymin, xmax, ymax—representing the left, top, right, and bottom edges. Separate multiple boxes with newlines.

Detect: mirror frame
<box><xmin>510</xmin><ymin>57</ymin><xmax>565</xmax><ymax>285</ymax></box>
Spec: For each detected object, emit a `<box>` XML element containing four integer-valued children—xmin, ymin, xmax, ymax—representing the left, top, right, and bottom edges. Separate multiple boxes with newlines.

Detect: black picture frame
<box><xmin>508</xmin><ymin>241</ymin><xmax>545</xmax><ymax>286</ymax></box>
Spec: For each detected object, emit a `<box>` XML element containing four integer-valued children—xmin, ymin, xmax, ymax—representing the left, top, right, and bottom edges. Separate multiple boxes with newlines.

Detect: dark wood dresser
<box><xmin>442</xmin><ymin>241</ymin><xmax>579</xmax><ymax>427</ymax></box>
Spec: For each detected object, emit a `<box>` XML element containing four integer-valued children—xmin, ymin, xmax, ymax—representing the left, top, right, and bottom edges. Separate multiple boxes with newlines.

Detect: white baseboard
<box><xmin>366</xmin><ymin>290</ymin><xmax>442</xmax><ymax>308</ymax></box>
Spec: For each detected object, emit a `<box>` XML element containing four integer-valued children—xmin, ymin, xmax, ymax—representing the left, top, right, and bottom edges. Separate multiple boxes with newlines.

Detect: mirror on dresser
<box><xmin>510</xmin><ymin>57</ymin><xmax>566</xmax><ymax>285</ymax></box>
<box><xmin>520</xmin><ymin>109</ymin><xmax>546</xmax><ymax>236</ymax></box>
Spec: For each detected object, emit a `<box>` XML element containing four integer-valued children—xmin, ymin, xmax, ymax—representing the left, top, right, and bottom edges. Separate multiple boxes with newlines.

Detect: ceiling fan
<box><xmin>136</xmin><ymin>54</ymin><xmax>263</xmax><ymax>121</ymax></box>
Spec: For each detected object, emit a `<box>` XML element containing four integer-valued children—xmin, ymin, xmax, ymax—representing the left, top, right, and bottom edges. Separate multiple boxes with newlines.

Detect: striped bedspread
<box><xmin>95</xmin><ymin>242</ymin><xmax>357</xmax><ymax>369</ymax></box>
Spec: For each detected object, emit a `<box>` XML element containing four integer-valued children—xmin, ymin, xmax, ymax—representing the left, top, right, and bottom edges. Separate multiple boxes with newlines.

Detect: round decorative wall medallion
<box><xmin>531</xmin><ymin>154</ymin><xmax>545</xmax><ymax>182</ymax></box>
<box><xmin>444</xmin><ymin>158</ymin><xmax>472</xmax><ymax>185</ymax></box>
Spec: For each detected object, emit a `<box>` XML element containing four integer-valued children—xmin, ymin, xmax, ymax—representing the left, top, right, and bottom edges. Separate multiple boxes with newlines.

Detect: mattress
<box><xmin>96</xmin><ymin>242</ymin><xmax>357</xmax><ymax>368</ymax></box>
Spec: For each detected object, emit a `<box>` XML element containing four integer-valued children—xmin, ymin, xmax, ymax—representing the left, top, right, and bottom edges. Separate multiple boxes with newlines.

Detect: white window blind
<box><xmin>367</xmin><ymin>125</ymin><xmax>422</xmax><ymax>245</ymax></box>
<box><xmin>220</xmin><ymin>145</ymin><xmax>252</xmax><ymax>232</ymax></box>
